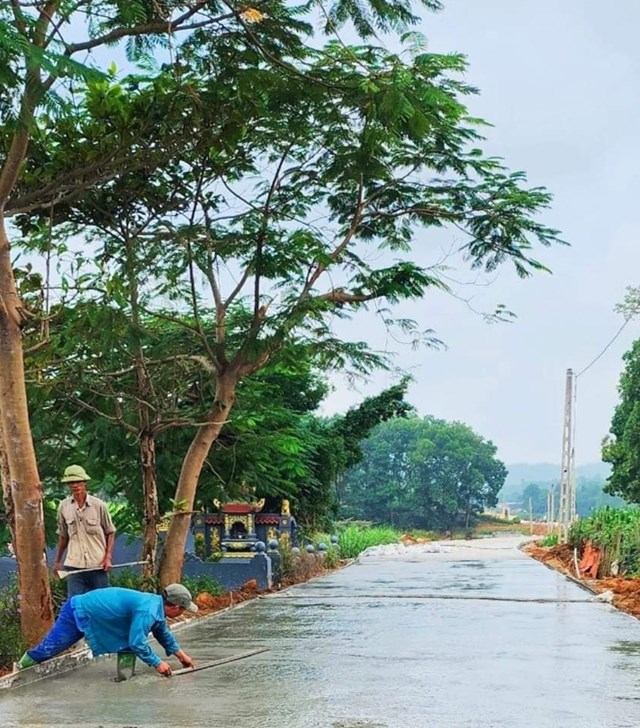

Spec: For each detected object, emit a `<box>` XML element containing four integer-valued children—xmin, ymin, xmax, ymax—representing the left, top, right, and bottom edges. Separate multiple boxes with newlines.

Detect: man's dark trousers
<box><xmin>65</xmin><ymin>567</ymin><xmax>109</xmax><ymax>597</ymax></box>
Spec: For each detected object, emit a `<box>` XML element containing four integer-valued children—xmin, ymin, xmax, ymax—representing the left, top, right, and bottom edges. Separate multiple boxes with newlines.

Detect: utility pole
<box><xmin>547</xmin><ymin>484</ymin><xmax>555</xmax><ymax>535</ymax></box>
<box><xmin>558</xmin><ymin>369</ymin><xmax>576</xmax><ymax>542</ymax></box>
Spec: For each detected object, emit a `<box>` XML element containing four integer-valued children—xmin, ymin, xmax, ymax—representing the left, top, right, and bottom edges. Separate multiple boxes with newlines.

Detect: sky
<box><xmin>320</xmin><ymin>0</ymin><xmax>640</xmax><ymax>466</ymax></box>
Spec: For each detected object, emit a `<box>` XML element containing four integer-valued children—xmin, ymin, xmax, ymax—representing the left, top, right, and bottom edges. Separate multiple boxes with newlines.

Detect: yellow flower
<box><xmin>240</xmin><ymin>7</ymin><xmax>265</xmax><ymax>23</ymax></box>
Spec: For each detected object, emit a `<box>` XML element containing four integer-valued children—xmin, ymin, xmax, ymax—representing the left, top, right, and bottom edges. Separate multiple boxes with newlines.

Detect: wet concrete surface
<box><xmin>3</xmin><ymin>536</ymin><xmax>640</xmax><ymax>728</ymax></box>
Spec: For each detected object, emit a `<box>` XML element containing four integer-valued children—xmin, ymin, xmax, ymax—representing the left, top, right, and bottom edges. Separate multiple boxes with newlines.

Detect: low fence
<box><xmin>0</xmin><ymin>533</ymin><xmax>276</xmax><ymax>591</ymax></box>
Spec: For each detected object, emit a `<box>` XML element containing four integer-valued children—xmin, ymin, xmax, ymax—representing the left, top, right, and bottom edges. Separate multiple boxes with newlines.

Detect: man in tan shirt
<box><xmin>53</xmin><ymin>465</ymin><xmax>116</xmax><ymax>598</ymax></box>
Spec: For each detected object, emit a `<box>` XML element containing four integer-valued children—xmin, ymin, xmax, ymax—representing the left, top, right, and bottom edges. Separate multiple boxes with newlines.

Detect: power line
<box><xmin>555</xmin><ymin>318</ymin><xmax>633</xmax><ymax>541</ymax></box>
<box><xmin>576</xmin><ymin>318</ymin><xmax>631</xmax><ymax>378</ymax></box>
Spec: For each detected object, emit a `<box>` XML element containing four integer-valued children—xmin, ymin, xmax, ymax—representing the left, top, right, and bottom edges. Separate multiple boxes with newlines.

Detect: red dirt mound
<box><xmin>525</xmin><ymin>543</ymin><xmax>640</xmax><ymax>620</ymax></box>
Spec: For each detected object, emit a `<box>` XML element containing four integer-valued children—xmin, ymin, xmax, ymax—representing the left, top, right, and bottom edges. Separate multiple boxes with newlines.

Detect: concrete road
<box><xmin>3</xmin><ymin>536</ymin><xmax>640</xmax><ymax>728</ymax></box>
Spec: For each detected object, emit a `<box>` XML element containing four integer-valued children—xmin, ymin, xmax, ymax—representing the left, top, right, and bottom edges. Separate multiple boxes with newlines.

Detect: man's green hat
<box><xmin>61</xmin><ymin>464</ymin><xmax>91</xmax><ymax>483</ymax></box>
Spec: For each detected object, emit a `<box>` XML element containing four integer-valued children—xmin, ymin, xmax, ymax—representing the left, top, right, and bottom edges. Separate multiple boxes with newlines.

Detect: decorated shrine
<box><xmin>191</xmin><ymin>498</ymin><xmax>297</xmax><ymax>559</ymax></box>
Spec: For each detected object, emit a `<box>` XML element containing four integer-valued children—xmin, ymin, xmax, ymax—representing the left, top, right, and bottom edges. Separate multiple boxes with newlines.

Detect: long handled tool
<box><xmin>171</xmin><ymin>648</ymin><xmax>269</xmax><ymax>677</ymax></box>
<box><xmin>58</xmin><ymin>560</ymin><xmax>150</xmax><ymax>579</ymax></box>
<box><xmin>115</xmin><ymin>647</ymin><xmax>268</xmax><ymax>682</ymax></box>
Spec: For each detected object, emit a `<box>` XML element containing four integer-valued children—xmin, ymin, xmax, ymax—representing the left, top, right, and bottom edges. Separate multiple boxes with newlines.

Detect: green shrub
<box><xmin>322</xmin><ymin>548</ymin><xmax>340</xmax><ymax>569</ymax></box>
<box><xmin>181</xmin><ymin>574</ymin><xmax>223</xmax><ymax>597</ymax></box>
<box><xmin>540</xmin><ymin>533</ymin><xmax>559</xmax><ymax>548</ymax></box>
<box><xmin>50</xmin><ymin>578</ymin><xmax>68</xmax><ymax>614</ymax></box>
<box><xmin>310</xmin><ymin>532</ymin><xmax>332</xmax><ymax>547</ymax></box>
<box><xmin>279</xmin><ymin>541</ymin><xmax>327</xmax><ymax>583</ymax></box>
<box><xmin>0</xmin><ymin>581</ymin><xmax>24</xmax><ymax>670</ymax></box>
<box><xmin>338</xmin><ymin>524</ymin><xmax>399</xmax><ymax>559</ymax></box>
<box><xmin>408</xmin><ymin>529</ymin><xmax>438</xmax><ymax>540</ymax></box>
<box><xmin>278</xmin><ymin>541</ymin><xmax>296</xmax><ymax>582</ymax></box>
<box><xmin>569</xmin><ymin>507</ymin><xmax>640</xmax><ymax>576</ymax></box>
<box><xmin>109</xmin><ymin>569</ymin><xmax>158</xmax><ymax>593</ymax></box>
<box><xmin>74</xmin><ymin>569</ymin><xmax>220</xmax><ymax>599</ymax></box>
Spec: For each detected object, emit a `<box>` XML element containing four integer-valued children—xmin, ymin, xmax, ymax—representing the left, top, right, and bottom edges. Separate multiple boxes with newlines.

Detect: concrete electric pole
<box><xmin>546</xmin><ymin>484</ymin><xmax>555</xmax><ymax>534</ymax></box>
<box><xmin>558</xmin><ymin>368</ymin><xmax>576</xmax><ymax>542</ymax></box>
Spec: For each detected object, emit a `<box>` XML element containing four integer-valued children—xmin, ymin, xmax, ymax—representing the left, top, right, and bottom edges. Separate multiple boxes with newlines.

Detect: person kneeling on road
<box><xmin>16</xmin><ymin>584</ymin><xmax>198</xmax><ymax>677</ymax></box>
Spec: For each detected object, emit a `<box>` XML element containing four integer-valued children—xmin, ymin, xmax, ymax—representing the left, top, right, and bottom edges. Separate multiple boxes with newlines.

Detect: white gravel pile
<box><xmin>358</xmin><ymin>542</ymin><xmax>447</xmax><ymax>559</ymax></box>
<box><xmin>356</xmin><ymin>535</ymin><xmax>531</xmax><ymax>562</ymax></box>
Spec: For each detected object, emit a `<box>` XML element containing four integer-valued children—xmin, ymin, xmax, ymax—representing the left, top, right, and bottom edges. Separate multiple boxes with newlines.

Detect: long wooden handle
<box><xmin>172</xmin><ymin>648</ymin><xmax>269</xmax><ymax>676</ymax></box>
<box><xmin>58</xmin><ymin>560</ymin><xmax>149</xmax><ymax>579</ymax></box>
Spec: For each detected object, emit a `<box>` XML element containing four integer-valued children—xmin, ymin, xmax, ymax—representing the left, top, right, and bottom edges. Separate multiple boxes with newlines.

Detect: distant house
<box><xmin>483</xmin><ymin>503</ymin><xmax>513</xmax><ymax>520</ymax></box>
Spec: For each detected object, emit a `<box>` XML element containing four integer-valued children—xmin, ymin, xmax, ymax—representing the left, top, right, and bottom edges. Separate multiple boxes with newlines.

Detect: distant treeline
<box><xmin>499</xmin><ymin>476</ymin><xmax>625</xmax><ymax>519</ymax></box>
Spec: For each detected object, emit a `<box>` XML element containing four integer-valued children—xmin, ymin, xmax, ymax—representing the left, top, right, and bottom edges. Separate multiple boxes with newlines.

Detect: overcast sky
<box><xmin>320</xmin><ymin>0</ymin><xmax>640</xmax><ymax>466</ymax></box>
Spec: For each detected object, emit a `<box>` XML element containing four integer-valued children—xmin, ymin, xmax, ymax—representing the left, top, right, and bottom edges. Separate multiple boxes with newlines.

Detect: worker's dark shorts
<box><xmin>65</xmin><ymin>568</ymin><xmax>109</xmax><ymax>598</ymax></box>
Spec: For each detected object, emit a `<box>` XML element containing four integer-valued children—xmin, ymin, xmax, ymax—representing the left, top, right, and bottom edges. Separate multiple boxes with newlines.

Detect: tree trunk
<box><xmin>127</xmin><ymin>234</ymin><xmax>162</xmax><ymax>580</ymax></box>
<box><xmin>0</xmin><ymin>216</ymin><xmax>53</xmax><ymax>644</ymax></box>
<box><xmin>140</xmin><ymin>430</ymin><xmax>159</xmax><ymax>578</ymax></box>
<box><xmin>0</xmin><ymin>413</ymin><xmax>16</xmax><ymax>552</ymax></box>
<box><xmin>158</xmin><ymin>371</ymin><xmax>237</xmax><ymax>587</ymax></box>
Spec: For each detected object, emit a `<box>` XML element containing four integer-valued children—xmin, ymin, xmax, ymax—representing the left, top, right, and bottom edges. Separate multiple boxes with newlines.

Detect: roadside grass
<box><xmin>473</xmin><ymin>517</ymin><xmax>531</xmax><ymax>535</ymax></box>
<box><xmin>337</xmin><ymin>524</ymin><xmax>400</xmax><ymax>559</ymax></box>
<box><xmin>406</xmin><ymin>529</ymin><xmax>438</xmax><ymax>540</ymax></box>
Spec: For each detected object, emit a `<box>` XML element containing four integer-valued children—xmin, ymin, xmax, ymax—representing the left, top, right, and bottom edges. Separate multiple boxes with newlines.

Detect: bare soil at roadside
<box><xmin>525</xmin><ymin>542</ymin><xmax>640</xmax><ymax>619</ymax></box>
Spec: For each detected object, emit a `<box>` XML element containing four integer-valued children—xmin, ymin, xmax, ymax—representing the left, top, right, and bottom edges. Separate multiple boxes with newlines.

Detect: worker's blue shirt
<box><xmin>71</xmin><ymin>587</ymin><xmax>181</xmax><ymax>667</ymax></box>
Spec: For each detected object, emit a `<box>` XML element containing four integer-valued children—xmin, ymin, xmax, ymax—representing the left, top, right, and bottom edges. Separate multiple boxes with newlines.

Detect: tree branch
<box><xmin>298</xmin><ymin>176</ymin><xmax>365</xmax><ymax>304</ymax></box>
<box><xmin>184</xmin><ymin>165</ymin><xmax>219</xmax><ymax>368</ymax></box>
<box><xmin>365</xmin><ymin>204</ymin><xmax>461</xmax><ymax>222</ymax></box>
<box><xmin>9</xmin><ymin>0</ymin><xmax>28</xmax><ymax>34</ymax></box>
<box><xmin>155</xmin><ymin>417</ymin><xmax>232</xmax><ymax>433</ymax></box>
<box><xmin>63</xmin><ymin>3</ymin><xmax>224</xmax><ymax>55</ymax></box>
<box><xmin>99</xmin><ymin>354</ymin><xmax>216</xmax><ymax>377</ymax></box>
<box><xmin>0</xmin><ymin>1</ymin><xmax>60</xmax><ymax>206</ymax></box>
<box><xmin>23</xmin><ymin>339</ymin><xmax>51</xmax><ymax>356</ymax></box>
<box><xmin>140</xmin><ymin>306</ymin><xmax>201</xmax><ymax>335</ymax></box>
<box><xmin>69</xmin><ymin>396</ymin><xmax>138</xmax><ymax>434</ymax></box>
<box><xmin>316</xmin><ymin>289</ymin><xmax>377</xmax><ymax>304</ymax></box>
<box><xmin>223</xmin><ymin>263</ymin><xmax>252</xmax><ymax>309</ymax></box>
<box><xmin>252</xmin><ymin>142</ymin><xmax>293</xmax><ymax>326</ymax></box>
<box><xmin>200</xmin><ymin>226</ymin><xmax>227</xmax><ymax>370</ymax></box>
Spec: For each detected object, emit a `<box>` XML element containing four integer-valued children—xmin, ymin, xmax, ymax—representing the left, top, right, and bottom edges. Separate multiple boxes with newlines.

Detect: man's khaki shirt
<box><xmin>57</xmin><ymin>494</ymin><xmax>116</xmax><ymax>568</ymax></box>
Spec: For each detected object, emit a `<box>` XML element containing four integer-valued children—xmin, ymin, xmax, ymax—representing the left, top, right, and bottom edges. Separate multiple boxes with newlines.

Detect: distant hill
<box><xmin>504</xmin><ymin>462</ymin><xmax>611</xmax><ymax>486</ymax></box>
<box><xmin>499</xmin><ymin>461</ymin><xmax>622</xmax><ymax>516</ymax></box>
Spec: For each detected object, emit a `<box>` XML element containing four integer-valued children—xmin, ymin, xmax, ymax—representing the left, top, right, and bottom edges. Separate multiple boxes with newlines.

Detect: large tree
<box><xmin>603</xmin><ymin>339</ymin><xmax>640</xmax><ymax>503</ymax></box>
<box><xmin>148</xmin><ymin>39</ymin><xmax>560</xmax><ymax>583</ymax></box>
<box><xmin>23</xmin><ymin>298</ymin><xmax>335</xmax><ymax>555</ymax></box>
<box><xmin>11</xmin><ymin>23</ymin><xmax>562</xmax><ymax>587</ymax></box>
<box><xmin>23</xmin><ymin>288</ymin><xmax>416</xmax><ymax>534</ymax></box>
<box><xmin>342</xmin><ymin>416</ymin><xmax>506</xmax><ymax>529</ymax></box>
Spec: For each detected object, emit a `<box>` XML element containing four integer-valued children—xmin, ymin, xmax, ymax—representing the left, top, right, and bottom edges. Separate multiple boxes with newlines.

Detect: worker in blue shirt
<box><xmin>16</xmin><ymin>584</ymin><xmax>197</xmax><ymax>677</ymax></box>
